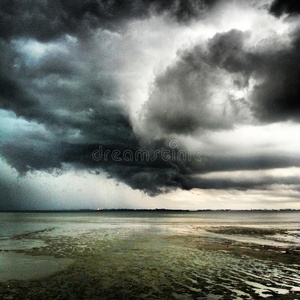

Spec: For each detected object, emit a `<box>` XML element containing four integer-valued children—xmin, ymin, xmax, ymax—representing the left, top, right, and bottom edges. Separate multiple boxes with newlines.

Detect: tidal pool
<box><xmin>0</xmin><ymin>252</ymin><xmax>73</xmax><ymax>281</ymax></box>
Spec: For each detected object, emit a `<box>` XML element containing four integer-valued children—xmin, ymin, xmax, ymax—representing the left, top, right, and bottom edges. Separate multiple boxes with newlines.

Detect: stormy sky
<box><xmin>0</xmin><ymin>0</ymin><xmax>299</xmax><ymax>210</ymax></box>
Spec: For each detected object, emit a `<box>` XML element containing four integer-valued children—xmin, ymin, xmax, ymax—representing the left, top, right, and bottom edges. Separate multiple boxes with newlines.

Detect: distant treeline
<box><xmin>0</xmin><ymin>209</ymin><xmax>299</xmax><ymax>213</ymax></box>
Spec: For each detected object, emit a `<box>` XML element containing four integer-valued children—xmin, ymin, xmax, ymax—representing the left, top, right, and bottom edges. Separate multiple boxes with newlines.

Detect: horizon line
<box><xmin>0</xmin><ymin>208</ymin><xmax>299</xmax><ymax>213</ymax></box>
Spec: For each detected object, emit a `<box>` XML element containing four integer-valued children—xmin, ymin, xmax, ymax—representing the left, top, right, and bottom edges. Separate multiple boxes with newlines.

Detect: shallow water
<box><xmin>1</xmin><ymin>211</ymin><xmax>299</xmax><ymax>237</ymax></box>
<box><xmin>0</xmin><ymin>211</ymin><xmax>299</xmax><ymax>299</ymax></box>
<box><xmin>0</xmin><ymin>252</ymin><xmax>72</xmax><ymax>281</ymax></box>
<box><xmin>0</xmin><ymin>239</ymin><xmax>46</xmax><ymax>250</ymax></box>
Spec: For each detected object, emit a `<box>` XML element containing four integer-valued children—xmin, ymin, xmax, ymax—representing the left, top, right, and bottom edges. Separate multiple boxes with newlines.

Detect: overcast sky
<box><xmin>0</xmin><ymin>0</ymin><xmax>299</xmax><ymax>210</ymax></box>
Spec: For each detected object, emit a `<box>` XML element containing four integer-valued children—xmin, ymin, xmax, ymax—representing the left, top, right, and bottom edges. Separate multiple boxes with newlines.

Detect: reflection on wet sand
<box><xmin>0</xmin><ymin>252</ymin><xmax>73</xmax><ymax>281</ymax></box>
<box><xmin>0</xmin><ymin>212</ymin><xmax>299</xmax><ymax>299</ymax></box>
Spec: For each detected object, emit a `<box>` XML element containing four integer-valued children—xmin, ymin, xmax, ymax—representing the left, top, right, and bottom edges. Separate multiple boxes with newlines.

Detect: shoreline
<box><xmin>1</xmin><ymin>223</ymin><xmax>299</xmax><ymax>299</ymax></box>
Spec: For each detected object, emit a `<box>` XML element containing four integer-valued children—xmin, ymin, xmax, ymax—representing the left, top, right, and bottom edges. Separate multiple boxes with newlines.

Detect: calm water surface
<box><xmin>1</xmin><ymin>211</ymin><xmax>299</xmax><ymax>237</ymax></box>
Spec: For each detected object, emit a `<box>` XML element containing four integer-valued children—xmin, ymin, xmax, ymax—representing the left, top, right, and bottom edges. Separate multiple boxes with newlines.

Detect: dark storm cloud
<box><xmin>59</xmin><ymin>147</ymin><xmax>300</xmax><ymax>194</ymax></box>
<box><xmin>0</xmin><ymin>0</ymin><xmax>217</xmax><ymax>42</ymax></box>
<box><xmin>23</xmin><ymin>139</ymin><xmax>300</xmax><ymax>195</ymax></box>
<box><xmin>250</xmin><ymin>32</ymin><xmax>300</xmax><ymax>122</ymax></box>
<box><xmin>269</xmin><ymin>0</ymin><xmax>300</xmax><ymax>17</ymax></box>
<box><xmin>206</xmin><ymin>30</ymin><xmax>253</xmax><ymax>75</ymax></box>
<box><xmin>206</xmin><ymin>28</ymin><xmax>300</xmax><ymax>122</ymax></box>
<box><xmin>143</xmin><ymin>30</ymin><xmax>249</xmax><ymax>134</ymax></box>
<box><xmin>0</xmin><ymin>0</ymin><xmax>299</xmax><ymax>201</ymax></box>
<box><xmin>0</xmin><ymin>0</ymin><xmax>149</xmax><ymax>194</ymax></box>
<box><xmin>0</xmin><ymin>74</ymin><xmax>39</xmax><ymax>117</ymax></box>
<box><xmin>144</xmin><ymin>28</ymin><xmax>300</xmax><ymax>135</ymax></box>
<box><xmin>1</xmin><ymin>137</ymin><xmax>64</xmax><ymax>174</ymax></box>
<box><xmin>0</xmin><ymin>32</ymin><xmax>136</xmax><ymax>146</ymax></box>
<box><xmin>184</xmin><ymin>175</ymin><xmax>300</xmax><ymax>191</ymax></box>
<box><xmin>0</xmin><ymin>106</ymin><xmax>139</xmax><ymax>173</ymax></box>
<box><xmin>3</xmin><ymin>109</ymin><xmax>299</xmax><ymax>196</ymax></box>
<box><xmin>0</xmin><ymin>40</ymin><xmax>48</xmax><ymax>122</ymax></box>
<box><xmin>188</xmin><ymin>155</ymin><xmax>300</xmax><ymax>174</ymax></box>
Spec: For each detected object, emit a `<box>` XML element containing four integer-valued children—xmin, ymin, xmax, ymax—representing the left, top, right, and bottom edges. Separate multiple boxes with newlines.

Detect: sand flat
<box><xmin>0</xmin><ymin>252</ymin><xmax>73</xmax><ymax>281</ymax></box>
<box><xmin>0</xmin><ymin>211</ymin><xmax>299</xmax><ymax>299</ymax></box>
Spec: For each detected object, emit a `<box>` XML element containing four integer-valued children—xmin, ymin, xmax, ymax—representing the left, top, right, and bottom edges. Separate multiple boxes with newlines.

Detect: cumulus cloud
<box><xmin>0</xmin><ymin>0</ymin><xmax>299</xmax><ymax>206</ymax></box>
<box><xmin>143</xmin><ymin>26</ymin><xmax>300</xmax><ymax>137</ymax></box>
<box><xmin>143</xmin><ymin>29</ymin><xmax>253</xmax><ymax>135</ymax></box>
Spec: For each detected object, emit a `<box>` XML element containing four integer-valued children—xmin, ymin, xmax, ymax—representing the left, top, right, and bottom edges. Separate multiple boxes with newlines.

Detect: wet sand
<box><xmin>0</xmin><ymin>213</ymin><xmax>299</xmax><ymax>299</ymax></box>
<box><xmin>0</xmin><ymin>252</ymin><xmax>73</xmax><ymax>281</ymax></box>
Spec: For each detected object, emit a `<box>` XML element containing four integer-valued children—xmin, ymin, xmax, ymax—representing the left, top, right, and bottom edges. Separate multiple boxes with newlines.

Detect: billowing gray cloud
<box><xmin>270</xmin><ymin>0</ymin><xmax>300</xmax><ymax>17</ymax></box>
<box><xmin>208</xmin><ymin>28</ymin><xmax>300</xmax><ymax>123</ymax></box>
<box><xmin>0</xmin><ymin>0</ymin><xmax>299</xmax><ymax>205</ymax></box>
<box><xmin>0</xmin><ymin>0</ymin><xmax>218</xmax><ymax>42</ymax></box>
<box><xmin>143</xmin><ymin>29</ymin><xmax>253</xmax><ymax>134</ymax></box>
<box><xmin>144</xmin><ymin>28</ymin><xmax>300</xmax><ymax>136</ymax></box>
<box><xmin>250</xmin><ymin>33</ymin><xmax>300</xmax><ymax>122</ymax></box>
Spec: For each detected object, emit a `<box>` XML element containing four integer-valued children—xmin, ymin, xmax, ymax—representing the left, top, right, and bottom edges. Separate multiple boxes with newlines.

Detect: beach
<box><xmin>0</xmin><ymin>211</ymin><xmax>299</xmax><ymax>299</ymax></box>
